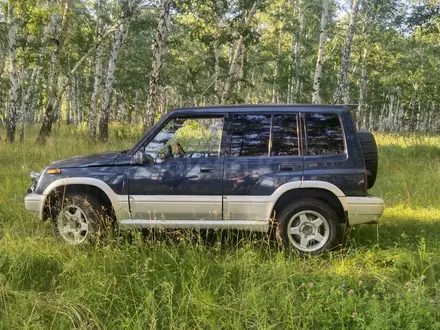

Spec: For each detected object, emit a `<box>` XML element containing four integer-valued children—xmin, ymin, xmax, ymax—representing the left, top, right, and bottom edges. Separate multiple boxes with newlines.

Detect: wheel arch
<box><xmin>271</xmin><ymin>187</ymin><xmax>347</xmax><ymax>224</ymax></box>
<box><xmin>42</xmin><ymin>179</ymin><xmax>118</xmax><ymax>221</ymax></box>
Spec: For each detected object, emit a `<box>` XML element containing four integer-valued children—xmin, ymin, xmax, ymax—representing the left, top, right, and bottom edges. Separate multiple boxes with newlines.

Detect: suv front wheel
<box><xmin>277</xmin><ymin>198</ymin><xmax>341</xmax><ymax>255</ymax></box>
<box><xmin>51</xmin><ymin>194</ymin><xmax>107</xmax><ymax>245</ymax></box>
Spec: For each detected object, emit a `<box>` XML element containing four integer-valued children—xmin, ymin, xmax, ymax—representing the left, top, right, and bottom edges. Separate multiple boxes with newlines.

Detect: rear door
<box><xmin>302</xmin><ymin>112</ymin><xmax>365</xmax><ymax>196</ymax></box>
<box><xmin>222</xmin><ymin>112</ymin><xmax>304</xmax><ymax>221</ymax></box>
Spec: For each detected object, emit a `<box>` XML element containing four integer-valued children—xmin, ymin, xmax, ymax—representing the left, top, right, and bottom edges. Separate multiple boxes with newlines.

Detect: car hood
<box><xmin>48</xmin><ymin>151</ymin><xmax>122</xmax><ymax>169</ymax></box>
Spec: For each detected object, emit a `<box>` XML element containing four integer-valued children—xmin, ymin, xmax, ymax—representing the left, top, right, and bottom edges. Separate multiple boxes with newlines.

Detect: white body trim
<box><xmin>223</xmin><ymin>195</ymin><xmax>275</xmax><ymax>221</ymax></box>
<box><xmin>129</xmin><ymin>195</ymin><xmax>222</xmax><ymax>220</ymax></box>
<box><xmin>223</xmin><ymin>181</ymin><xmax>349</xmax><ymax>221</ymax></box>
<box><xmin>345</xmin><ymin>195</ymin><xmax>384</xmax><ymax>225</ymax></box>
<box><xmin>35</xmin><ymin>177</ymin><xmax>130</xmax><ymax>220</ymax></box>
<box><xmin>24</xmin><ymin>193</ymin><xmax>45</xmax><ymax>219</ymax></box>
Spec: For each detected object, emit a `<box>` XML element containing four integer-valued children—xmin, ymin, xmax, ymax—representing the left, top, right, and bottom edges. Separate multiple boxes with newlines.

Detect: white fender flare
<box><xmin>42</xmin><ymin>177</ymin><xmax>128</xmax><ymax>220</ymax></box>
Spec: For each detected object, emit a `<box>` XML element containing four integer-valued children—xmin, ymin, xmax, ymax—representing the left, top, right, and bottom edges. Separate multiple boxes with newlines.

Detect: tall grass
<box><xmin>0</xmin><ymin>126</ymin><xmax>440</xmax><ymax>329</ymax></box>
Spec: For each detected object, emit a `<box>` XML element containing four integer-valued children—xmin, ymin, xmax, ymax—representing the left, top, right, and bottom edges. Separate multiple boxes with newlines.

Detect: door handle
<box><xmin>279</xmin><ymin>164</ymin><xmax>294</xmax><ymax>171</ymax></box>
<box><xmin>200</xmin><ymin>167</ymin><xmax>213</xmax><ymax>173</ymax></box>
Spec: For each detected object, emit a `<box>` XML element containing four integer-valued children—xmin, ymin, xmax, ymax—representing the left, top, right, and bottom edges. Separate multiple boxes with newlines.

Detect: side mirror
<box><xmin>132</xmin><ymin>151</ymin><xmax>144</xmax><ymax>165</ymax></box>
<box><xmin>132</xmin><ymin>151</ymin><xmax>154</xmax><ymax>165</ymax></box>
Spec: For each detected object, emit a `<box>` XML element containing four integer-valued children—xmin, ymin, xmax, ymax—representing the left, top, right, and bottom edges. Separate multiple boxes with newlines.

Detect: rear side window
<box><xmin>229</xmin><ymin>114</ymin><xmax>271</xmax><ymax>156</ymax></box>
<box><xmin>271</xmin><ymin>115</ymin><xmax>299</xmax><ymax>156</ymax></box>
<box><xmin>229</xmin><ymin>114</ymin><xmax>299</xmax><ymax>157</ymax></box>
<box><xmin>305</xmin><ymin>113</ymin><xmax>345</xmax><ymax>155</ymax></box>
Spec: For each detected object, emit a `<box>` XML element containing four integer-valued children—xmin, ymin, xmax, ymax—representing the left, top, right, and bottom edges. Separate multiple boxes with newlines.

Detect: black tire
<box><xmin>358</xmin><ymin>130</ymin><xmax>378</xmax><ymax>189</ymax></box>
<box><xmin>51</xmin><ymin>193</ymin><xmax>109</xmax><ymax>245</ymax></box>
<box><xmin>277</xmin><ymin>198</ymin><xmax>342</xmax><ymax>255</ymax></box>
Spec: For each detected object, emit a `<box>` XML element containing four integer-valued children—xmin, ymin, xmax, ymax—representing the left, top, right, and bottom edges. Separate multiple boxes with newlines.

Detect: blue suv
<box><xmin>25</xmin><ymin>105</ymin><xmax>384</xmax><ymax>254</ymax></box>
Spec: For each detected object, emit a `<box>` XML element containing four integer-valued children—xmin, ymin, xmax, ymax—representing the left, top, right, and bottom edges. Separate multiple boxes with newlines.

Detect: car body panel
<box><xmin>127</xmin><ymin>157</ymin><xmax>223</xmax><ymax>220</ymax></box>
<box><xmin>47</xmin><ymin>152</ymin><xmax>121</xmax><ymax>169</ymax></box>
<box><xmin>223</xmin><ymin>156</ymin><xmax>304</xmax><ymax>220</ymax></box>
<box><xmin>35</xmin><ymin>166</ymin><xmax>129</xmax><ymax>195</ymax></box>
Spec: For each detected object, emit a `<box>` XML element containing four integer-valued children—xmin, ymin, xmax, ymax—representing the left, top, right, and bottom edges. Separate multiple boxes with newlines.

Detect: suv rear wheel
<box><xmin>51</xmin><ymin>194</ymin><xmax>108</xmax><ymax>245</ymax></box>
<box><xmin>277</xmin><ymin>198</ymin><xmax>341</xmax><ymax>255</ymax></box>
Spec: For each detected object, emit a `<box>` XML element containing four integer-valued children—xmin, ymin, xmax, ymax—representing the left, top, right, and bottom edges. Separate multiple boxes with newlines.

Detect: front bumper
<box><xmin>346</xmin><ymin>195</ymin><xmax>384</xmax><ymax>225</ymax></box>
<box><xmin>25</xmin><ymin>193</ymin><xmax>45</xmax><ymax>220</ymax></box>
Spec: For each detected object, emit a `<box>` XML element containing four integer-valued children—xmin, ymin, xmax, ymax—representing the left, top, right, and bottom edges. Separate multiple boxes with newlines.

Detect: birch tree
<box><xmin>311</xmin><ymin>0</ymin><xmax>329</xmax><ymax>104</ymax></box>
<box><xmin>98</xmin><ymin>19</ymin><xmax>126</xmax><ymax>142</ymax></box>
<box><xmin>89</xmin><ymin>0</ymin><xmax>105</xmax><ymax>139</ymax></box>
<box><xmin>288</xmin><ymin>0</ymin><xmax>304</xmax><ymax>104</ymax></box>
<box><xmin>35</xmin><ymin>1</ymin><xmax>124</xmax><ymax>143</ymax></box>
<box><xmin>220</xmin><ymin>0</ymin><xmax>262</xmax><ymax>103</ymax></box>
<box><xmin>143</xmin><ymin>0</ymin><xmax>171</xmax><ymax>132</ymax></box>
<box><xmin>36</xmin><ymin>0</ymin><xmax>72</xmax><ymax>144</ymax></box>
<box><xmin>357</xmin><ymin>47</ymin><xmax>367</xmax><ymax>128</ymax></box>
<box><xmin>5</xmin><ymin>1</ymin><xmax>19</xmax><ymax>143</ymax></box>
<box><xmin>332</xmin><ymin>0</ymin><xmax>361</xmax><ymax>104</ymax></box>
<box><xmin>0</xmin><ymin>45</ymin><xmax>6</xmax><ymax>82</ymax></box>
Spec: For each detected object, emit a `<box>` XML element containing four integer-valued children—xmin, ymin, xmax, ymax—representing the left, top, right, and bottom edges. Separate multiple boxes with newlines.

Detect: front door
<box><xmin>128</xmin><ymin>116</ymin><xmax>225</xmax><ymax>220</ymax></box>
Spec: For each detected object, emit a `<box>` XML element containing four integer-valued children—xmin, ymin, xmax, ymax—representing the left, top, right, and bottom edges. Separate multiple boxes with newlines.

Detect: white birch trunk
<box><xmin>214</xmin><ymin>39</ymin><xmax>220</xmax><ymax>104</ymax></box>
<box><xmin>237</xmin><ymin>44</ymin><xmax>246</xmax><ymax>95</ymax></box>
<box><xmin>290</xmin><ymin>0</ymin><xmax>304</xmax><ymax>104</ymax></box>
<box><xmin>144</xmin><ymin>0</ymin><xmax>171</xmax><ymax>131</ymax></box>
<box><xmin>332</xmin><ymin>0</ymin><xmax>361</xmax><ymax>104</ymax></box>
<box><xmin>272</xmin><ymin>23</ymin><xmax>282</xmax><ymax>104</ymax></box>
<box><xmin>66</xmin><ymin>80</ymin><xmax>72</xmax><ymax>124</ymax></box>
<box><xmin>287</xmin><ymin>34</ymin><xmax>295</xmax><ymax>103</ymax></box>
<box><xmin>18</xmin><ymin>55</ymin><xmax>30</xmax><ymax>142</ymax></box>
<box><xmin>78</xmin><ymin>77</ymin><xmax>83</xmax><ymax>123</ymax></box>
<box><xmin>311</xmin><ymin>0</ymin><xmax>329</xmax><ymax>104</ymax></box>
<box><xmin>357</xmin><ymin>47</ymin><xmax>367</xmax><ymax>128</ymax></box>
<box><xmin>0</xmin><ymin>47</ymin><xmax>6</xmax><ymax>81</ymax></box>
<box><xmin>89</xmin><ymin>0</ymin><xmax>105</xmax><ymax>138</ymax></box>
<box><xmin>37</xmin><ymin>0</ymin><xmax>73</xmax><ymax>144</ymax></box>
<box><xmin>98</xmin><ymin>21</ymin><xmax>126</xmax><ymax>141</ymax></box>
<box><xmin>117</xmin><ymin>91</ymin><xmax>125</xmax><ymax>122</ymax></box>
<box><xmin>6</xmin><ymin>2</ymin><xmax>19</xmax><ymax>143</ymax></box>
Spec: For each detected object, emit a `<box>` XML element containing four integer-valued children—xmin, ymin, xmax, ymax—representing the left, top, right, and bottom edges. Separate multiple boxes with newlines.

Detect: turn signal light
<box><xmin>47</xmin><ymin>169</ymin><xmax>61</xmax><ymax>174</ymax></box>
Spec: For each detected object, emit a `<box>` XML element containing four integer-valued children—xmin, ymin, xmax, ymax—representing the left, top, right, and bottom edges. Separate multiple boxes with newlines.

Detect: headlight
<box><xmin>30</xmin><ymin>172</ymin><xmax>41</xmax><ymax>183</ymax></box>
<box><xmin>28</xmin><ymin>172</ymin><xmax>41</xmax><ymax>193</ymax></box>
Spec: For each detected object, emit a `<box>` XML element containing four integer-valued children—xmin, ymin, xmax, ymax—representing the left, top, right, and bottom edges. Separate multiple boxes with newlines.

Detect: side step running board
<box><xmin>119</xmin><ymin>219</ymin><xmax>269</xmax><ymax>232</ymax></box>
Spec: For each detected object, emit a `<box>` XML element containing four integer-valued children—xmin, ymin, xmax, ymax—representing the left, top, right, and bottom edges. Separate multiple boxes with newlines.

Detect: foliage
<box><xmin>0</xmin><ymin>126</ymin><xmax>440</xmax><ymax>328</ymax></box>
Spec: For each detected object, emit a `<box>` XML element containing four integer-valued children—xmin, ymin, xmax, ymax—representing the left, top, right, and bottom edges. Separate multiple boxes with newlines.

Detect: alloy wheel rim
<box><xmin>57</xmin><ymin>204</ymin><xmax>90</xmax><ymax>244</ymax></box>
<box><xmin>287</xmin><ymin>210</ymin><xmax>330</xmax><ymax>252</ymax></box>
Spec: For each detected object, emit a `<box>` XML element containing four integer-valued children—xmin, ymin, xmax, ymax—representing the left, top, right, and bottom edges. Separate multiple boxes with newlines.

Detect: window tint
<box><xmin>230</xmin><ymin>115</ymin><xmax>271</xmax><ymax>156</ymax></box>
<box><xmin>305</xmin><ymin>113</ymin><xmax>345</xmax><ymax>155</ymax></box>
<box><xmin>271</xmin><ymin>115</ymin><xmax>299</xmax><ymax>156</ymax></box>
<box><xmin>144</xmin><ymin>117</ymin><xmax>224</xmax><ymax>163</ymax></box>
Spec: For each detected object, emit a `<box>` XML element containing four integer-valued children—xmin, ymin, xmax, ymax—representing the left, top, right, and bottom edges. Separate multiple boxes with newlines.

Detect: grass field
<box><xmin>1</xmin><ymin>125</ymin><xmax>440</xmax><ymax>329</ymax></box>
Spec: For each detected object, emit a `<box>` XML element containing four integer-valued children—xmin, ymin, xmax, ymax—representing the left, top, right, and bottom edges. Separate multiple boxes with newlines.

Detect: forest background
<box><xmin>0</xmin><ymin>0</ymin><xmax>439</xmax><ymax>144</ymax></box>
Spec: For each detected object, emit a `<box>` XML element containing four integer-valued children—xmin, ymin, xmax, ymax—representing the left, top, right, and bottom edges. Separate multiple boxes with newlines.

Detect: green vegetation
<box><xmin>0</xmin><ymin>126</ymin><xmax>440</xmax><ymax>329</ymax></box>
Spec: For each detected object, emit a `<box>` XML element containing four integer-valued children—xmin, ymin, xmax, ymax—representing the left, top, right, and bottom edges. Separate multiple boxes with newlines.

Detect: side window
<box><xmin>271</xmin><ymin>115</ymin><xmax>299</xmax><ymax>156</ymax></box>
<box><xmin>229</xmin><ymin>114</ymin><xmax>271</xmax><ymax>157</ymax></box>
<box><xmin>143</xmin><ymin>117</ymin><xmax>224</xmax><ymax>163</ymax></box>
<box><xmin>305</xmin><ymin>113</ymin><xmax>345</xmax><ymax>155</ymax></box>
